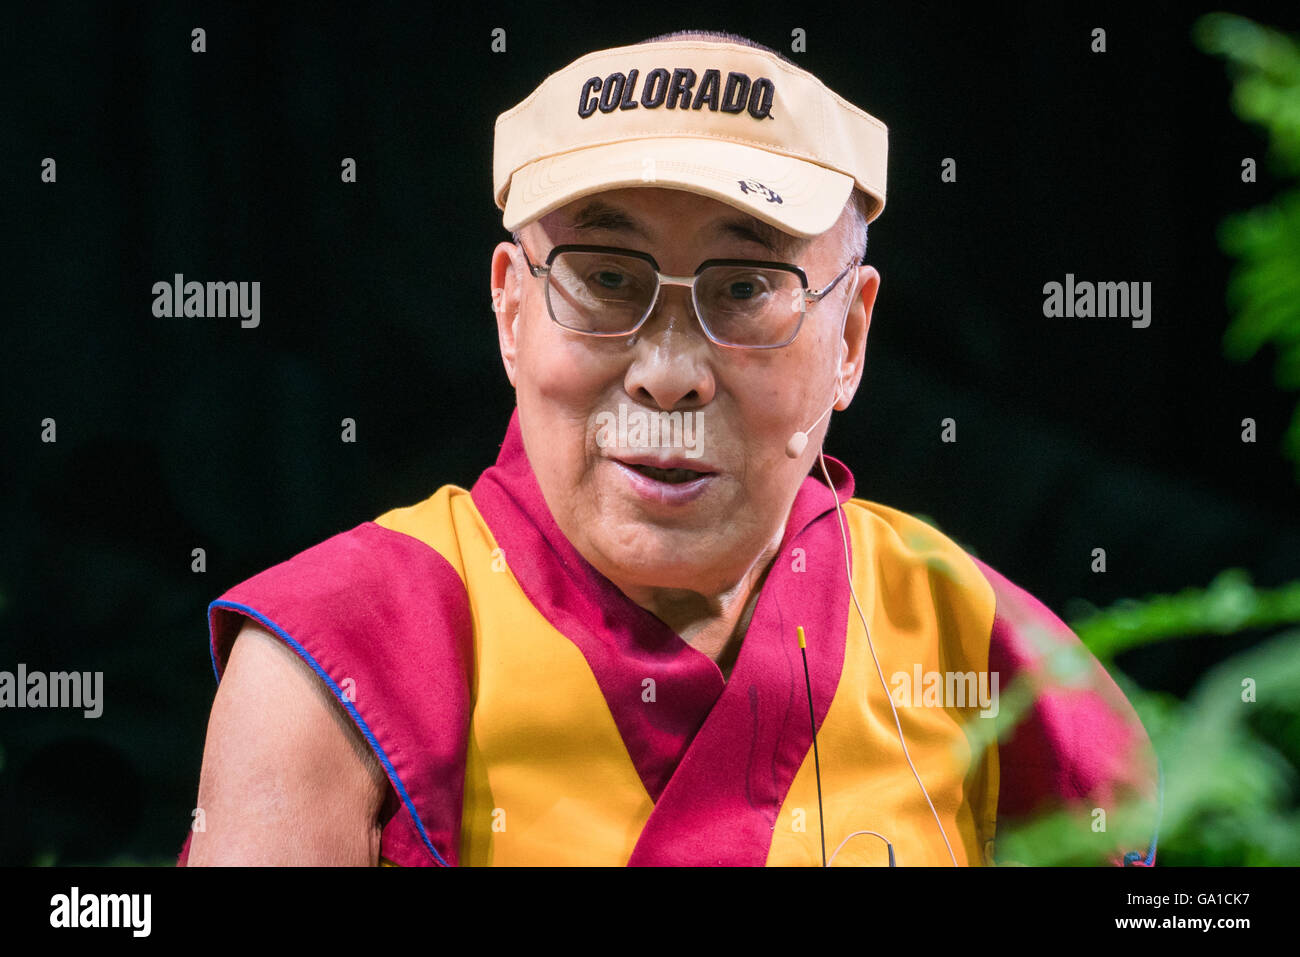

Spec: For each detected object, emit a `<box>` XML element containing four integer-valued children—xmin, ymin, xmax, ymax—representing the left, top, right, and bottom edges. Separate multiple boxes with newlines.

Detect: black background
<box><xmin>2</xmin><ymin>0</ymin><xmax>1298</xmax><ymax>864</ymax></box>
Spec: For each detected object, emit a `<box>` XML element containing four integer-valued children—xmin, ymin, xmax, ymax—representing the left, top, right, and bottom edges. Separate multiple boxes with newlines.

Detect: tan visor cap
<box><xmin>494</xmin><ymin>38</ymin><xmax>888</xmax><ymax>239</ymax></box>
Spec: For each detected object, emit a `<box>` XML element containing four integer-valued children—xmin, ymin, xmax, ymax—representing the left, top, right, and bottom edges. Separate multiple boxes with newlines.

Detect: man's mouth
<box><xmin>623</xmin><ymin>463</ymin><xmax>708</xmax><ymax>485</ymax></box>
<box><xmin>610</xmin><ymin>456</ymin><xmax>718</xmax><ymax>505</ymax></box>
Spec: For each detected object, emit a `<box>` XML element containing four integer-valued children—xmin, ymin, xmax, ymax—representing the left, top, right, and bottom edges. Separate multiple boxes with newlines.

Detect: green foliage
<box><xmin>1070</xmin><ymin>568</ymin><xmax>1300</xmax><ymax>661</ymax></box>
<box><xmin>994</xmin><ymin>627</ymin><xmax>1300</xmax><ymax>865</ymax></box>
<box><xmin>1195</xmin><ymin>13</ymin><xmax>1300</xmax><ymax>178</ymax></box>
<box><xmin>1195</xmin><ymin>13</ymin><xmax>1300</xmax><ymax>473</ymax></box>
<box><xmin>991</xmin><ymin>15</ymin><xmax>1300</xmax><ymax>865</ymax></box>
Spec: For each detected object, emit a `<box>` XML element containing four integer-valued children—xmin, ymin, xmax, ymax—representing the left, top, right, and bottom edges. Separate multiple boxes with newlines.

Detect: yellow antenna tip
<box><xmin>797</xmin><ymin>625</ymin><xmax>806</xmax><ymax>649</ymax></box>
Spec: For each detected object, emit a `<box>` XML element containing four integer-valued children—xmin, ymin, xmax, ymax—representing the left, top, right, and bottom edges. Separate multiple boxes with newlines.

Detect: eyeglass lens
<box><xmin>545</xmin><ymin>250</ymin><xmax>805</xmax><ymax>347</ymax></box>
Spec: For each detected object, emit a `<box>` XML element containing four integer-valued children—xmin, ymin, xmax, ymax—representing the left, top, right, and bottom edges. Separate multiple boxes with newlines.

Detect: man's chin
<box><xmin>588</xmin><ymin>530</ymin><xmax>732</xmax><ymax>593</ymax></box>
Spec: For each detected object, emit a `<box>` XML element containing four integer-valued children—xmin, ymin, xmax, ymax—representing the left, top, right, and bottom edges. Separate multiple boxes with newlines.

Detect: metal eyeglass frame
<box><xmin>515</xmin><ymin>240</ymin><xmax>859</xmax><ymax>350</ymax></box>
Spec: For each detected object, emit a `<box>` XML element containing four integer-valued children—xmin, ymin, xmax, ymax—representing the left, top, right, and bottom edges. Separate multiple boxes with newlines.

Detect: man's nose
<box><xmin>622</xmin><ymin>286</ymin><xmax>716</xmax><ymax>411</ymax></box>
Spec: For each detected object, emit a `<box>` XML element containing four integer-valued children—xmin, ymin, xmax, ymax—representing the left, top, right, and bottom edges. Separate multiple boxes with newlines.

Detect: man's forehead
<box><xmin>541</xmin><ymin>193</ymin><xmax>812</xmax><ymax>260</ymax></box>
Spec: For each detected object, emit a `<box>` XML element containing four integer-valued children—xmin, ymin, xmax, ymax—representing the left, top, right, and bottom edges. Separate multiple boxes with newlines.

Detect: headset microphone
<box><xmin>785</xmin><ymin>397</ymin><xmax>840</xmax><ymax>459</ymax></box>
<box><xmin>781</xmin><ymin>270</ymin><xmax>958</xmax><ymax>867</ymax></box>
<box><xmin>785</xmin><ymin>268</ymin><xmax>859</xmax><ymax>460</ymax></box>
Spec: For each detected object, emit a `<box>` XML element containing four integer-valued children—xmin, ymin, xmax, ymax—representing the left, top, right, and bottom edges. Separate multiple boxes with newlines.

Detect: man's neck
<box><xmin>629</xmin><ymin>529</ymin><xmax>784</xmax><ymax>681</ymax></box>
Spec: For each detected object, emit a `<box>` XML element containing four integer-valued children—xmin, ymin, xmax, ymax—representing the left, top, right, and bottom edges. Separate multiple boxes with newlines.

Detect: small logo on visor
<box><xmin>737</xmin><ymin>179</ymin><xmax>783</xmax><ymax>204</ymax></box>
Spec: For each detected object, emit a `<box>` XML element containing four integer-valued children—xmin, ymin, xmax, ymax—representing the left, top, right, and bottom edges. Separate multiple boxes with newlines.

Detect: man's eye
<box><xmin>722</xmin><ymin>273</ymin><xmax>772</xmax><ymax>300</ymax></box>
<box><xmin>592</xmin><ymin>270</ymin><xmax>628</xmax><ymax>290</ymax></box>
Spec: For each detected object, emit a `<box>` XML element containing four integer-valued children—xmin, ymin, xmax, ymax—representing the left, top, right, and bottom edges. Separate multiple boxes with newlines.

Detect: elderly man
<box><xmin>180</xmin><ymin>31</ymin><xmax>1159</xmax><ymax>866</ymax></box>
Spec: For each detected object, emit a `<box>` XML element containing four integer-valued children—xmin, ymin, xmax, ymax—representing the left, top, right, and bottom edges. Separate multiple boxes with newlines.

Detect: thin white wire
<box><xmin>826</xmin><ymin>829</ymin><xmax>892</xmax><ymax>867</ymax></box>
<box><xmin>817</xmin><ymin>450</ymin><xmax>959</xmax><ymax>867</ymax></box>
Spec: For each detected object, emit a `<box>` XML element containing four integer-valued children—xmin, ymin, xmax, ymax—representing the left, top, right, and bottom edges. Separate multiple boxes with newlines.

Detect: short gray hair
<box><xmin>845</xmin><ymin>188</ymin><xmax>871</xmax><ymax>262</ymax></box>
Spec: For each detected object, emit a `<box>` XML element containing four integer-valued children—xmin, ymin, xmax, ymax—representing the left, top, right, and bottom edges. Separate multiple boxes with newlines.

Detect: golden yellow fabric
<box><xmin>767</xmin><ymin>499</ymin><xmax>998</xmax><ymax>866</ymax></box>
<box><xmin>375</xmin><ymin>487</ymin><xmax>653</xmax><ymax>865</ymax></box>
<box><xmin>375</xmin><ymin>489</ymin><xmax>998</xmax><ymax>866</ymax></box>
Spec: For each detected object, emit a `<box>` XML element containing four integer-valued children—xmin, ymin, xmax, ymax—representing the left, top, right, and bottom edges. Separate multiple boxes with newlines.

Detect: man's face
<box><xmin>490</xmin><ymin>187</ymin><xmax>879</xmax><ymax>602</ymax></box>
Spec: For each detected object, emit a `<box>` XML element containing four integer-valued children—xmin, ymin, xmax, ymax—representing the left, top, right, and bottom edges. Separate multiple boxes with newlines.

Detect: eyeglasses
<box><xmin>516</xmin><ymin>241</ymin><xmax>859</xmax><ymax>349</ymax></box>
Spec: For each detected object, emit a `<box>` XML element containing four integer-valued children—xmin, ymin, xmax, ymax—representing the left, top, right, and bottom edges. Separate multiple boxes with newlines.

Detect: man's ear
<box><xmin>835</xmin><ymin>264</ymin><xmax>880</xmax><ymax>410</ymax></box>
<box><xmin>490</xmin><ymin>240</ymin><xmax>525</xmax><ymax>387</ymax></box>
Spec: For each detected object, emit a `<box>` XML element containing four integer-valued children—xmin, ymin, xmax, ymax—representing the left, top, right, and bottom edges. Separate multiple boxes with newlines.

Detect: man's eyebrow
<box><xmin>564</xmin><ymin>199</ymin><xmax>808</xmax><ymax>260</ymax></box>
<box><xmin>565</xmin><ymin>200</ymin><xmax>652</xmax><ymax>241</ymax></box>
<box><xmin>711</xmin><ymin>216</ymin><xmax>809</xmax><ymax>261</ymax></box>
